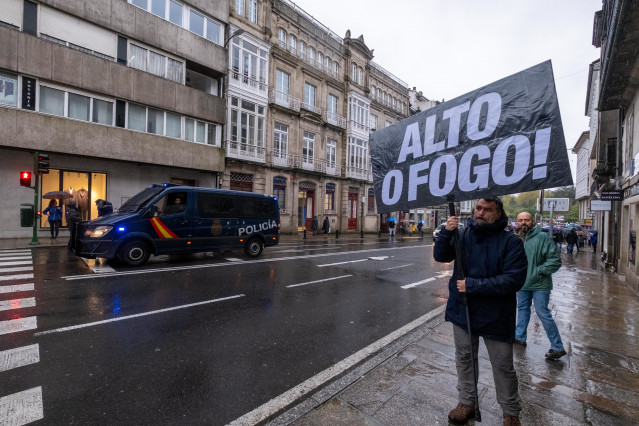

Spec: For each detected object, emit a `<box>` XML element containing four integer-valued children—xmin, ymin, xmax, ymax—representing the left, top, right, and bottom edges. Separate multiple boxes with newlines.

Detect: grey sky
<box><xmin>291</xmin><ymin>0</ymin><xmax>602</xmax><ymax>181</ymax></box>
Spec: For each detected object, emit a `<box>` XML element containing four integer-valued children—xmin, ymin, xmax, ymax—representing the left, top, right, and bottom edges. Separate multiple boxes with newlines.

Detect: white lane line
<box><xmin>0</xmin><ymin>317</ymin><xmax>38</xmax><ymax>336</ymax></box>
<box><xmin>381</xmin><ymin>263</ymin><xmax>413</xmax><ymax>271</ymax></box>
<box><xmin>228</xmin><ymin>304</ymin><xmax>446</xmax><ymax>426</ymax></box>
<box><xmin>0</xmin><ymin>256</ymin><xmax>33</xmax><ymax>261</ymax></box>
<box><xmin>0</xmin><ymin>297</ymin><xmax>36</xmax><ymax>312</ymax></box>
<box><xmin>0</xmin><ymin>266</ymin><xmax>33</xmax><ymax>274</ymax></box>
<box><xmin>317</xmin><ymin>259</ymin><xmax>368</xmax><ymax>267</ymax></box>
<box><xmin>81</xmin><ymin>257</ymin><xmax>116</xmax><ymax>273</ymax></box>
<box><xmin>0</xmin><ymin>273</ymin><xmax>34</xmax><ymax>282</ymax></box>
<box><xmin>34</xmin><ymin>294</ymin><xmax>245</xmax><ymax>336</ymax></box>
<box><xmin>0</xmin><ymin>261</ymin><xmax>33</xmax><ymax>267</ymax></box>
<box><xmin>0</xmin><ymin>250</ymin><xmax>31</xmax><ymax>256</ymax></box>
<box><xmin>401</xmin><ymin>277</ymin><xmax>436</xmax><ymax>289</ymax></box>
<box><xmin>287</xmin><ymin>275</ymin><xmax>352</xmax><ymax>288</ymax></box>
<box><xmin>0</xmin><ymin>344</ymin><xmax>40</xmax><ymax>372</ymax></box>
<box><xmin>0</xmin><ymin>387</ymin><xmax>44</xmax><ymax>425</ymax></box>
<box><xmin>224</xmin><ymin>258</ymin><xmax>243</xmax><ymax>262</ymax></box>
<box><xmin>63</xmin><ymin>245</ymin><xmax>426</xmax><ymax>281</ymax></box>
<box><xmin>0</xmin><ymin>284</ymin><xmax>34</xmax><ymax>294</ymax></box>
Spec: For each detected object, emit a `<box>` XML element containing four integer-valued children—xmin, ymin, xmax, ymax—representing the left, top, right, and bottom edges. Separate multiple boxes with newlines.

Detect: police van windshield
<box><xmin>119</xmin><ymin>187</ymin><xmax>165</xmax><ymax>213</ymax></box>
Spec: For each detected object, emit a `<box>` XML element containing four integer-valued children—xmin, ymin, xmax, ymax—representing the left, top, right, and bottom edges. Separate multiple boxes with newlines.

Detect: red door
<box><xmin>348</xmin><ymin>192</ymin><xmax>358</xmax><ymax>230</ymax></box>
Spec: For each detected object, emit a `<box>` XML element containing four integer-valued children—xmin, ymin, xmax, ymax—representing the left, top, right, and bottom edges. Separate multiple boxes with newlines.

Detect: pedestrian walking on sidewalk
<box><xmin>434</xmin><ymin>197</ymin><xmax>527</xmax><ymax>426</ymax></box>
<box><xmin>589</xmin><ymin>230</ymin><xmax>598</xmax><ymax>253</ymax></box>
<box><xmin>388</xmin><ymin>219</ymin><xmax>396</xmax><ymax>237</ymax></box>
<box><xmin>43</xmin><ymin>199</ymin><xmax>63</xmax><ymax>239</ymax></box>
<box><xmin>321</xmin><ymin>216</ymin><xmax>330</xmax><ymax>235</ymax></box>
<box><xmin>565</xmin><ymin>228</ymin><xmax>578</xmax><ymax>254</ymax></box>
<box><xmin>514</xmin><ymin>212</ymin><xmax>567</xmax><ymax>360</ymax></box>
<box><xmin>311</xmin><ymin>216</ymin><xmax>318</xmax><ymax>236</ymax></box>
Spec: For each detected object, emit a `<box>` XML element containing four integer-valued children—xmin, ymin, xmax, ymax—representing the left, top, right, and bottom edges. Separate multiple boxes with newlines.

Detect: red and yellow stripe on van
<box><xmin>150</xmin><ymin>217</ymin><xmax>178</xmax><ymax>239</ymax></box>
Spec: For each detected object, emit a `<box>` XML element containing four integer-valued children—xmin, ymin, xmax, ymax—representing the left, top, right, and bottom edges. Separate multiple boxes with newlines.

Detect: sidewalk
<box><xmin>273</xmin><ymin>249</ymin><xmax>639</xmax><ymax>425</ymax></box>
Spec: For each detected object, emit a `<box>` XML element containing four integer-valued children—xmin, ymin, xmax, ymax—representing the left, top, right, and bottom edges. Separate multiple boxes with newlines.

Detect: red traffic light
<box><xmin>20</xmin><ymin>171</ymin><xmax>32</xmax><ymax>187</ymax></box>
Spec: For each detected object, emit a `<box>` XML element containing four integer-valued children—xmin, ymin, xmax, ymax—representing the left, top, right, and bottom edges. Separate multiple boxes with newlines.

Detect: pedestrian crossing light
<box><xmin>37</xmin><ymin>153</ymin><xmax>50</xmax><ymax>174</ymax></box>
<box><xmin>20</xmin><ymin>171</ymin><xmax>32</xmax><ymax>187</ymax></box>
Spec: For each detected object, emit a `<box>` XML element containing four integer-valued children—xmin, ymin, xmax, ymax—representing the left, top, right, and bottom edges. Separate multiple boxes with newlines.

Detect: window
<box><xmin>326</xmin><ymin>139</ymin><xmax>336</xmax><ymax>166</ymax></box>
<box><xmin>368</xmin><ymin>189</ymin><xmax>375</xmax><ymax>214</ymax></box>
<box><xmin>357</xmin><ymin>67</ymin><xmax>363</xmax><ymax>84</ymax></box>
<box><xmin>348</xmin><ymin>136</ymin><xmax>368</xmax><ymax>171</ymax></box>
<box><xmin>189</xmin><ymin>10</ymin><xmax>204</xmax><ymax>36</ymax></box>
<box><xmin>231</xmin><ymin>38</ymin><xmax>267</xmax><ymax>90</ymax></box>
<box><xmin>68</xmin><ymin>93</ymin><xmax>90</xmax><ymax>121</ymax></box>
<box><xmin>304</xmin><ymin>83</ymin><xmax>316</xmax><ymax>107</ymax></box>
<box><xmin>309</xmin><ymin>47</ymin><xmax>315</xmax><ymax>64</ymax></box>
<box><xmin>298</xmin><ymin>41</ymin><xmax>306</xmax><ymax>60</ymax></box>
<box><xmin>128</xmin><ymin>103</ymin><xmax>147</xmax><ymax>131</ymax></box>
<box><xmin>348</xmin><ymin>95</ymin><xmax>370</xmax><ymax>131</ymax></box>
<box><xmin>385</xmin><ymin>120</ymin><xmax>392</xmax><ymax>127</ymax></box>
<box><xmin>289</xmin><ymin>35</ymin><xmax>296</xmax><ymax>55</ymax></box>
<box><xmin>93</xmin><ymin>99</ymin><xmax>113</xmax><ymax>125</ymax></box>
<box><xmin>276</xmin><ymin>70</ymin><xmax>290</xmax><ymax>94</ymax></box>
<box><xmin>273</xmin><ymin>176</ymin><xmax>286</xmax><ymax>211</ymax></box>
<box><xmin>147</xmin><ymin>108</ymin><xmax>164</xmax><ymax>134</ymax></box>
<box><xmin>128</xmin><ymin>43</ymin><xmax>184</xmax><ymax>83</ymax></box>
<box><xmin>328</xmin><ymin>94</ymin><xmax>338</xmax><ymax>114</ymax></box>
<box><xmin>169</xmin><ymin>1</ymin><xmax>183</xmax><ymax>26</ymax></box>
<box><xmin>278</xmin><ymin>28</ymin><xmax>286</xmax><ymax>48</ymax></box>
<box><xmin>206</xmin><ymin>19</ymin><xmax>221</xmax><ymax>44</ymax></box>
<box><xmin>370</xmin><ymin>86</ymin><xmax>376</xmax><ymax>99</ymax></box>
<box><xmin>325</xmin><ymin>183</ymin><xmax>335</xmax><ymax>211</ymax></box>
<box><xmin>39</xmin><ymin>85</ymin><xmax>114</xmax><ymax>125</ymax></box>
<box><xmin>228</xmin><ymin>96</ymin><xmax>265</xmax><ymax>149</ymax></box>
<box><xmin>274</xmin><ymin>123</ymin><xmax>288</xmax><ymax>157</ymax></box>
<box><xmin>248</xmin><ymin>0</ymin><xmax>258</xmax><ymax>23</ymax></box>
<box><xmin>235</xmin><ymin>0</ymin><xmax>245</xmax><ymax>16</ymax></box>
<box><xmin>370</xmin><ymin>114</ymin><xmax>377</xmax><ymax>132</ymax></box>
<box><xmin>303</xmin><ymin>131</ymin><xmax>315</xmax><ymax>162</ymax></box>
<box><xmin>352</xmin><ymin>63</ymin><xmax>357</xmax><ymax>81</ymax></box>
<box><xmin>325</xmin><ymin>57</ymin><xmax>331</xmax><ymax>73</ymax></box>
<box><xmin>317</xmin><ymin>52</ymin><xmax>323</xmax><ymax>69</ymax></box>
<box><xmin>151</xmin><ymin>0</ymin><xmax>166</xmax><ymax>17</ymax></box>
<box><xmin>333</xmin><ymin>61</ymin><xmax>339</xmax><ymax>77</ymax></box>
<box><xmin>236</xmin><ymin>0</ymin><xmax>258</xmax><ymax>23</ymax></box>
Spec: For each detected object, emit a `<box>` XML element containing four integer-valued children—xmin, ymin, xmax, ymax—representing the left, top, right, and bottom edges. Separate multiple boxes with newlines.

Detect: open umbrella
<box><xmin>42</xmin><ymin>191</ymin><xmax>73</xmax><ymax>199</ymax></box>
<box><xmin>387</xmin><ymin>217</ymin><xmax>398</xmax><ymax>222</ymax></box>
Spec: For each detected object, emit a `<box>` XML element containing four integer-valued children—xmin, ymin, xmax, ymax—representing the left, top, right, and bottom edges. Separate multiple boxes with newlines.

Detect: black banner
<box><xmin>370</xmin><ymin>61</ymin><xmax>573</xmax><ymax>213</ymax></box>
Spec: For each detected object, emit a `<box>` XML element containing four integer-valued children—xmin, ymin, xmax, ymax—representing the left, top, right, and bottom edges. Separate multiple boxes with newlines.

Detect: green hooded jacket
<box><xmin>518</xmin><ymin>225</ymin><xmax>562</xmax><ymax>291</ymax></box>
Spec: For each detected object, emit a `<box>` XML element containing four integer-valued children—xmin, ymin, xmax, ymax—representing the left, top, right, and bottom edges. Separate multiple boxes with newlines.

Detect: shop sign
<box><xmin>370</xmin><ymin>61</ymin><xmax>572</xmax><ymax>213</ymax></box>
<box><xmin>21</xmin><ymin>77</ymin><xmax>35</xmax><ymax>110</ymax></box>
<box><xmin>591</xmin><ymin>200</ymin><xmax>612</xmax><ymax>211</ymax></box>
<box><xmin>601</xmin><ymin>190</ymin><xmax>624</xmax><ymax>201</ymax></box>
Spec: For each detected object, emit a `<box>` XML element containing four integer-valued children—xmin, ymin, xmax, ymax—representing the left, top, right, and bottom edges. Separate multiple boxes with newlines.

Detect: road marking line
<box><xmin>401</xmin><ymin>277</ymin><xmax>436</xmax><ymax>289</ymax></box>
<box><xmin>63</xmin><ymin>245</ymin><xmax>426</xmax><ymax>280</ymax></box>
<box><xmin>34</xmin><ymin>294</ymin><xmax>245</xmax><ymax>336</ymax></box>
<box><xmin>0</xmin><ymin>317</ymin><xmax>38</xmax><ymax>336</ymax></box>
<box><xmin>0</xmin><ymin>261</ymin><xmax>33</xmax><ymax>267</ymax></box>
<box><xmin>0</xmin><ymin>250</ymin><xmax>31</xmax><ymax>256</ymax></box>
<box><xmin>0</xmin><ymin>273</ymin><xmax>34</xmax><ymax>282</ymax></box>
<box><xmin>81</xmin><ymin>257</ymin><xmax>116</xmax><ymax>273</ymax></box>
<box><xmin>0</xmin><ymin>344</ymin><xmax>40</xmax><ymax>372</ymax></box>
<box><xmin>0</xmin><ymin>256</ymin><xmax>33</xmax><ymax>262</ymax></box>
<box><xmin>228</xmin><ymin>304</ymin><xmax>446</xmax><ymax>426</ymax></box>
<box><xmin>0</xmin><ymin>387</ymin><xmax>44</xmax><ymax>425</ymax></box>
<box><xmin>224</xmin><ymin>258</ymin><xmax>243</xmax><ymax>262</ymax></box>
<box><xmin>0</xmin><ymin>297</ymin><xmax>36</xmax><ymax>312</ymax></box>
<box><xmin>317</xmin><ymin>259</ymin><xmax>368</xmax><ymax>267</ymax></box>
<box><xmin>381</xmin><ymin>263</ymin><xmax>413</xmax><ymax>271</ymax></box>
<box><xmin>0</xmin><ymin>266</ymin><xmax>33</xmax><ymax>273</ymax></box>
<box><xmin>0</xmin><ymin>284</ymin><xmax>34</xmax><ymax>294</ymax></box>
<box><xmin>287</xmin><ymin>275</ymin><xmax>352</xmax><ymax>288</ymax></box>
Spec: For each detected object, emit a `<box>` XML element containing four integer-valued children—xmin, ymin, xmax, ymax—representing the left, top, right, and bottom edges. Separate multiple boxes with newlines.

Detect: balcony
<box><xmin>346</xmin><ymin>166</ymin><xmax>371</xmax><ymax>181</ymax></box>
<box><xmin>225</xmin><ymin>140</ymin><xmax>265</xmax><ymax>163</ymax></box>
<box><xmin>270</xmin><ymin>152</ymin><xmax>341</xmax><ymax>176</ymax></box>
<box><xmin>272</xmin><ymin>151</ymin><xmax>294</xmax><ymax>168</ymax></box>
<box><xmin>325</xmin><ymin>162</ymin><xmax>341</xmax><ymax>176</ymax></box>
<box><xmin>325</xmin><ymin>111</ymin><xmax>346</xmax><ymax>128</ymax></box>
<box><xmin>295</xmin><ymin>155</ymin><xmax>322</xmax><ymax>172</ymax></box>
<box><xmin>229</xmin><ymin>69</ymin><xmax>267</xmax><ymax>94</ymax></box>
<box><xmin>348</xmin><ymin>120</ymin><xmax>369</xmax><ymax>133</ymax></box>
<box><xmin>269</xmin><ymin>89</ymin><xmax>300</xmax><ymax>112</ymax></box>
<box><xmin>301</xmin><ymin>102</ymin><xmax>321</xmax><ymax>115</ymax></box>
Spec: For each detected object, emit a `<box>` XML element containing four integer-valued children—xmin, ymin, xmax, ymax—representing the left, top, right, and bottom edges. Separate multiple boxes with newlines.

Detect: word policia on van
<box><xmin>370</xmin><ymin>61</ymin><xmax>573</xmax><ymax>213</ymax></box>
<box><xmin>238</xmin><ymin>219</ymin><xmax>278</xmax><ymax>237</ymax></box>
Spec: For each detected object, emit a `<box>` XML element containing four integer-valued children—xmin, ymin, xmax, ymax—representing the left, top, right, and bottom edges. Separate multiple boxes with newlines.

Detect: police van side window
<box><xmin>154</xmin><ymin>193</ymin><xmax>188</xmax><ymax>216</ymax></box>
<box><xmin>240</xmin><ymin>198</ymin><xmax>275</xmax><ymax>218</ymax></box>
<box><xmin>197</xmin><ymin>193</ymin><xmax>235</xmax><ymax>218</ymax></box>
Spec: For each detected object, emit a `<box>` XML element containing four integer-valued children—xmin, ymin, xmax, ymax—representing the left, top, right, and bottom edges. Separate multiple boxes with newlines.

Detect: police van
<box><xmin>74</xmin><ymin>184</ymin><xmax>280</xmax><ymax>266</ymax></box>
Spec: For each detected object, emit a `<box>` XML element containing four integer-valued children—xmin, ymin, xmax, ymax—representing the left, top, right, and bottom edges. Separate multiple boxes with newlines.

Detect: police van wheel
<box><xmin>244</xmin><ymin>238</ymin><xmax>263</xmax><ymax>257</ymax></box>
<box><xmin>121</xmin><ymin>240</ymin><xmax>151</xmax><ymax>266</ymax></box>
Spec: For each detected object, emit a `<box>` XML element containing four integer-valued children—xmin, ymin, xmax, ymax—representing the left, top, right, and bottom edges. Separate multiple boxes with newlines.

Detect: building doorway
<box><xmin>348</xmin><ymin>191</ymin><xmax>358</xmax><ymax>230</ymax></box>
<box><xmin>297</xmin><ymin>181</ymin><xmax>316</xmax><ymax>231</ymax></box>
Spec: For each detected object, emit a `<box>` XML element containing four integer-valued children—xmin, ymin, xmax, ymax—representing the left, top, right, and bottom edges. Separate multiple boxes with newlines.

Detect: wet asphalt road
<box><xmin>1</xmin><ymin>237</ymin><xmax>451</xmax><ymax>425</ymax></box>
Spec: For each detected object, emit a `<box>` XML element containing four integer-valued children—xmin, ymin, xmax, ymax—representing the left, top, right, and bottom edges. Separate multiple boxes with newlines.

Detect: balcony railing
<box><xmin>325</xmin><ymin>111</ymin><xmax>346</xmax><ymax>128</ymax></box>
<box><xmin>270</xmin><ymin>152</ymin><xmax>342</xmax><ymax>176</ymax></box>
<box><xmin>272</xmin><ymin>151</ymin><xmax>294</xmax><ymax>168</ymax></box>
<box><xmin>348</xmin><ymin>120</ymin><xmax>369</xmax><ymax>133</ymax></box>
<box><xmin>345</xmin><ymin>166</ymin><xmax>371</xmax><ymax>181</ymax></box>
<box><xmin>301</xmin><ymin>102</ymin><xmax>321</xmax><ymax>115</ymax></box>
<box><xmin>229</xmin><ymin>69</ymin><xmax>267</xmax><ymax>93</ymax></box>
<box><xmin>269</xmin><ymin>89</ymin><xmax>301</xmax><ymax>111</ymax></box>
<box><xmin>225</xmin><ymin>140</ymin><xmax>265</xmax><ymax>162</ymax></box>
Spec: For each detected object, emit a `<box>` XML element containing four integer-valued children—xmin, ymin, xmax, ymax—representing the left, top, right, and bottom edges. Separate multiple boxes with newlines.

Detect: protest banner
<box><xmin>370</xmin><ymin>60</ymin><xmax>573</xmax><ymax>214</ymax></box>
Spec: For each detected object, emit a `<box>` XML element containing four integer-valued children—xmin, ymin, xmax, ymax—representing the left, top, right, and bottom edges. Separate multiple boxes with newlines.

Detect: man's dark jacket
<box><xmin>433</xmin><ymin>214</ymin><xmax>528</xmax><ymax>342</ymax></box>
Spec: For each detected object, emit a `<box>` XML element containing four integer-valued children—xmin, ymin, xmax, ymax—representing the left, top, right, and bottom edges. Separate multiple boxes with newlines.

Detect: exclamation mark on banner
<box><xmin>532</xmin><ymin>127</ymin><xmax>551</xmax><ymax>180</ymax></box>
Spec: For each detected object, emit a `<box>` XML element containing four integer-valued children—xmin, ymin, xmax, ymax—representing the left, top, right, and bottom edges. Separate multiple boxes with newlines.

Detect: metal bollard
<box><xmin>303</xmin><ymin>229</ymin><xmax>306</xmax><ymax>239</ymax></box>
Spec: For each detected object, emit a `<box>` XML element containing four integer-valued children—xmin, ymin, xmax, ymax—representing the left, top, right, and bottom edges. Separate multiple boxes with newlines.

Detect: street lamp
<box><xmin>224</xmin><ymin>28</ymin><xmax>246</xmax><ymax>47</ymax></box>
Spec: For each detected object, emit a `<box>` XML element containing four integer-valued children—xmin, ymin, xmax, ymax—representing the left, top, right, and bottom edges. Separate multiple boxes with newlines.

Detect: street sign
<box><xmin>537</xmin><ymin>197</ymin><xmax>570</xmax><ymax>212</ymax></box>
<box><xmin>591</xmin><ymin>200</ymin><xmax>612</xmax><ymax>211</ymax></box>
<box><xmin>600</xmin><ymin>190</ymin><xmax>623</xmax><ymax>201</ymax></box>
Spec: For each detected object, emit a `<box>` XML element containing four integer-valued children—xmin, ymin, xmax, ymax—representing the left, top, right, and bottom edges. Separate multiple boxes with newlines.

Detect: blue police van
<box><xmin>74</xmin><ymin>184</ymin><xmax>280</xmax><ymax>266</ymax></box>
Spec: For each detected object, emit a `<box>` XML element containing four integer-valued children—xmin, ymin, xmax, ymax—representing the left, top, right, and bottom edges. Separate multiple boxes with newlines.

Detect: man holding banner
<box><xmin>434</xmin><ymin>198</ymin><xmax>527</xmax><ymax>425</ymax></box>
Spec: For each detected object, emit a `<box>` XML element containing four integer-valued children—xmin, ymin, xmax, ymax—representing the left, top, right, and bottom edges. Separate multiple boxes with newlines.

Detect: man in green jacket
<box><xmin>514</xmin><ymin>212</ymin><xmax>567</xmax><ymax>360</ymax></box>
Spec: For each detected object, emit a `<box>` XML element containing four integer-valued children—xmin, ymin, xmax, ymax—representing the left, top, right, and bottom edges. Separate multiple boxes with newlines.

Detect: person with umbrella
<box><xmin>434</xmin><ymin>197</ymin><xmax>527</xmax><ymax>425</ymax></box>
<box><xmin>43</xmin><ymin>199</ymin><xmax>62</xmax><ymax>239</ymax></box>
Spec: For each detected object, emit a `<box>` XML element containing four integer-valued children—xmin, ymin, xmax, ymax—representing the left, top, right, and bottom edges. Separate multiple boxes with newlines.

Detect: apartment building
<box><xmin>226</xmin><ymin>0</ymin><xmax>410</xmax><ymax>234</ymax></box>
<box><xmin>0</xmin><ymin>0</ymin><xmax>228</xmax><ymax>238</ymax></box>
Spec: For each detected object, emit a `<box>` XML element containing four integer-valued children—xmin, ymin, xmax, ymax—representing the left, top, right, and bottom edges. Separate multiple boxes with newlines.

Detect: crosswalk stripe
<box><xmin>0</xmin><ymin>261</ymin><xmax>33</xmax><ymax>267</ymax></box>
<box><xmin>0</xmin><ymin>298</ymin><xmax>36</xmax><ymax>312</ymax></box>
<box><xmin>0</xmin><ymin>274</ymin><xmax>34</xmax><ymax>282</ymax></box>
<box><xmin>0</xmin><ymin>387</ymin><xmax>44</xmax><ymax>425</ymax></box>
<box><xmin>0</xmin><ymin>344</ymin><xmax>40</xmax><ymax>373</ymax></box>
<box><xmin>0</xmin><ymin>266</ymin><xmax>33</xmax><ymax>274</ymax></box>
<box><xmin>0</xmin><ymin>256</ymin><xmax>32</xmax><ymax>261</ymax></box>
<box><xmin>0</xmin><ymin>250</ymin><xmax>31</xmax><ymax>256</ymax></box>
<box><xmin>0</xmin><ymin>284</ymin><xmax>34</xmax><ymax>294</ymax></box>
<box><xmin>0</xmin><ymin>317</ymin><xmax>38</xmax><ymax>336</ymax></box>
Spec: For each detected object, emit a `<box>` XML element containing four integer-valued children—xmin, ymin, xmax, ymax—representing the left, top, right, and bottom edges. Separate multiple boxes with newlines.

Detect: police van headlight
<box><xmin>85</xmin><ymin>226</ymin><xmax>113</xmax><ymax>238</ymax></box>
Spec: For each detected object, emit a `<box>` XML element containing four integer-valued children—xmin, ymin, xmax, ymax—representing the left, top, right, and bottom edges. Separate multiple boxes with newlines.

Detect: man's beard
<box><xmin>517</xmin><ymin>225</ymin><xmax>530</xmax><ymax>236</ymax></box>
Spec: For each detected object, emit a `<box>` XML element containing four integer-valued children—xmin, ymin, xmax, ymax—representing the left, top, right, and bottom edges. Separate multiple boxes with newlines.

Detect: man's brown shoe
<box><xmin>503</xmin><ymin>413</ymin><xmax>521</xmax><ymax>426</ymax></box>
<box><xmin>448</xmin><ymin>402</ymin><xmax>475</xmax><ymax>425</ymax></box>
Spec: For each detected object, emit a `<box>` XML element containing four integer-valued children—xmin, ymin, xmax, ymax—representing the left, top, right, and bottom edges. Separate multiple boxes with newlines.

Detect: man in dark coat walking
<box><xmin>434</xmin><ymin>197</ymin><xmax>528</xmax><ymax>426</ymax></box>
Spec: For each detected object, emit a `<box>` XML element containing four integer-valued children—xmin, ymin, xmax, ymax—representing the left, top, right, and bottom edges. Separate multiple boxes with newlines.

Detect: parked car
<box><xmin>432</xmin><ymin>223</ymin><xmax>464</xmax><ymax>240</ymax></box>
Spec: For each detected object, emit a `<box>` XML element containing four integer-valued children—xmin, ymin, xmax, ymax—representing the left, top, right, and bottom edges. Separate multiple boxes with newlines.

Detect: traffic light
<box><xmin>20</xmin><ymin>171</ymin><xmax>32</xmax><ymax>187</ymax></box>
<box><xmin>37</xmin><ymin>153</ymin><xmax>50</xmax><ymax>174</ymax></box>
